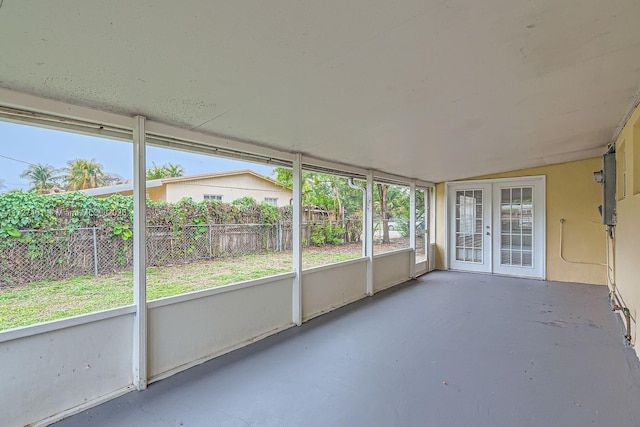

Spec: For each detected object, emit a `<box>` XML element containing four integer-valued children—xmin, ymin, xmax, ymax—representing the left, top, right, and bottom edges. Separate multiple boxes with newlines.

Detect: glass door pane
<box><xmin>455</xmin><ymin>190</ymin><xmax>484</xmax><ymax>263</ymax></box>
<box><xmin>499</xmin><ymin>186</ymin><xmax>533</xmax><ymax>267</ymax></box>
<box><xmin>492</xmin><ymin>177</ymin><xmax>544</xmax><ymax>279</ymax></box>
<box><xmin>449</xmin><ymin>182</ymin><xmax>494</xmax><ymax>274</ymax></box>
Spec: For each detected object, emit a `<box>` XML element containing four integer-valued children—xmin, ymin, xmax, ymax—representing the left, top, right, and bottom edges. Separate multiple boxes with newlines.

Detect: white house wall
<box><xmin>302</xmin><ymin>258</ymin><xmax>368</xmax><ymax>322</ymax></box>
<box><xmin>373</xmin><ymin>249</ymin><xmax>413</xmax><ymax>293</ymax></box>
<box><xmin>0</xmin><ymin>310</ymin><xmax>135</xmax><ymax>427</ymax></box>
<box><xmin>164</xmin><ymin>173</ymin><xmax>292</xmax><ymax>206</ymax></box>
<box><xmin>147</xmin><ymin>274</ymin><xmax>295</xmax><ymax>381</ymax></box>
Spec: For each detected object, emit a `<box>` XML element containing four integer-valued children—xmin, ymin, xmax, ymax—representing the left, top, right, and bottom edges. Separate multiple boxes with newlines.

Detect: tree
<box><xmin>63</xmin><ymin>158</ymin><xmax>106</xmax><ymax>190</ymax></box>
<box><xmin>275</xmin><ymin>168</ymin><xmax>414</xmax><ymax>243</ymax></box>
<box><xmin>20</xmin><ymin>163</ymin><xmax>60</xmax><ymax>194</ymax></box>
<box><xmin>146</xmin><ymin>162</ymin><xmax>184</xmax><ymax>180</ymax></box>
<box><xmin>103</xmin><ymin>174</ymin><xmax>126</xmax><ymax>186</ymax></box>
<box><xmin>273</xmin><ymin>168</ymin><xmax>363</xmax><ymax>220</ymax></box>
<box><xmin>146</xmin><ymin>163</ymin><xmax>165</xmax><ymax>180</ymax></box>
<box><xmin>375</xmin><ymin>183</ymin><xmax>410</xmax><ymax>243</ymax></box>
<box><xmin>163</xmin><ymin>163</ymin><xmax>184</xmax><ymax>178</ymax></box>
<box><xmin>377</xmin><ymin>183</ymin><xmax>390</xmax><ymax>244</ymax></box>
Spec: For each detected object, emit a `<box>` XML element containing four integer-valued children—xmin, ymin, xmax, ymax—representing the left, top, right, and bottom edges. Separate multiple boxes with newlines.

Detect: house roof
<box><xmin>81</xmin><ymin>169</ymin><xmax>286</xmax><ymax>197</ymax></box>
<box><xmin>1</xmin><ymin>2</ymin><xmax>640</xmax><ymax>181</ymax></box>
<box><xmin>158</xmin><ymin>169</ymin><xmax>284</xmax><ymax>187</ymax></box>
<box><xmin>80</xmin><ymin>180</ymin><xmax>162</xmax><ymax>197</ymax></box>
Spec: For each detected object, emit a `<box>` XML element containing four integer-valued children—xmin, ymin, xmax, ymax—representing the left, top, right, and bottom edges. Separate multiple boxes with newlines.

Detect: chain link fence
<box><xmin>1</xmin><ymin>218</ymin><xmax>364</xmax><ymax>286</ymax></box>
<box><xmin>372</xmin><ymin>218</ymin><xmax>429</xmax><ymax>261</ymax></box>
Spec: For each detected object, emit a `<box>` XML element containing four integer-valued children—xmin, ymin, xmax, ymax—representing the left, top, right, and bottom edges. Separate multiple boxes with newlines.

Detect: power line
<box><xmin>0</xmin><ymin>153</ymin><xmax>36</xmax><ymax>166</ymax></box>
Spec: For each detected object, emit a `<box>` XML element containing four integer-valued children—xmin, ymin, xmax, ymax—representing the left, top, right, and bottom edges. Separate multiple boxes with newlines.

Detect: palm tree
<box><xmin>146</xmin><ymin>162</ymin><xmax>184</xmax><ymax>179</ymax></box>
<box><xmin>20</xmin><ymin>163</ymin><xmax>60</xmax><ymax>194</ymax></box>
<box><xmin>64</xmin><ymin>158</ymin><xmax>106</xmax><ymax>190</ymax></box>
<box><xmin>163</xmin><ymin>163</ymin><xmax>184</xmax><ymax>178</ymax></box>
<box><xmin>146</xmin><ymin>162</ymin><xmax>166</xmax><ymax>180</ymax></box>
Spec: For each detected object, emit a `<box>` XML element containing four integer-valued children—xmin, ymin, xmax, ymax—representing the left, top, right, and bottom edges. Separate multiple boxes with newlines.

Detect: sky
<box><xmin>0</xmin><ymin>120</ymin><xmax>275</xmax><ymax>192</ymax></box>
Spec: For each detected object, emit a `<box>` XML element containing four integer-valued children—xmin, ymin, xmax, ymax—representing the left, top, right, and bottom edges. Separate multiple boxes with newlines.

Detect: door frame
<box><xmin>444</xmin><ymin>176</ymin><xmax>546</xmax><ymax>280</ymax></box>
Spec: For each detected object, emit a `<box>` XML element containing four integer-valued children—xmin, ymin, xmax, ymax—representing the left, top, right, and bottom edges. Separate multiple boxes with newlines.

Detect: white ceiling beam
<box><xmin>0</xmin><ymin>86</ymin><xmax>432</xmax><ymax>185</ymax></box>
<box><xmin>0</xmin><ymin>87</ymin><xmax>132</xmax><ymax>130</ymax></box>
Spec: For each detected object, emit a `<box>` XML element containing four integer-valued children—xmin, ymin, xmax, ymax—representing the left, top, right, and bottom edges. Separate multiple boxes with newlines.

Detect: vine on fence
<box><xmin>0</xmin><ymin>192</ymin><xmax>361</xmax><ymax>286</ymax></box>
<box><xmin>0</xmin><ymin>192</ymin><xmax>289</xmax><ymax>236</ymax></box>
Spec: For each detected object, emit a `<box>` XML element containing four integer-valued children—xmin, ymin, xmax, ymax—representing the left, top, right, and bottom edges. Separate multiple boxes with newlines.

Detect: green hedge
<box><xmin>0</xmin><ymin>191</ymin><xmax>290</xmax><ymax>239</ymax></box>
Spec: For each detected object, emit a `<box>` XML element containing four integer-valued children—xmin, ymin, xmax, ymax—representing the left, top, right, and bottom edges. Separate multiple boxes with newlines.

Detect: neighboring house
<box><xmin>82</xmin><ymin>169</ymin><xmax>292</xmax><ymax>207</ymax></box>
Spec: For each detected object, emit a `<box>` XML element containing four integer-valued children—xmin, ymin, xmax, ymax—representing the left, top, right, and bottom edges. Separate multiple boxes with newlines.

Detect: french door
<box><xmin>447</xmin><ymin>177</ymin><xmax>545</xmax><ymax>279</ymax></box>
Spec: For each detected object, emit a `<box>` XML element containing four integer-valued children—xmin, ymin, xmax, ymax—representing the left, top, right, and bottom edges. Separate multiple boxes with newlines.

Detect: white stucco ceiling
<box><xmin>1</xmin><ymin>0</ymin><xmax>639</xmax><ymax>182</ymax></box>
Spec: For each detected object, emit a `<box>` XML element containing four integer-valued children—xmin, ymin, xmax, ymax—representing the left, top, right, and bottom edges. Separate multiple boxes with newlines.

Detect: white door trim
<box><xmin>445</xmin><ymin>176</ymin><xmax>546</xmax><ymax>279</ymax></box>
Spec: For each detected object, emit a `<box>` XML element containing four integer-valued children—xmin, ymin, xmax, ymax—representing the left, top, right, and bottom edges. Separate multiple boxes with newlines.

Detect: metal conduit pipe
<box><xmin>611</xmin><ymin>291</ymin><xmax>632</xmax><ymax>344</ymax></box>
<box><xmin>558</xmin><ymin>219</ymin><xmax>607</xmax><ymax>266</ymax></box>
<box><xmin>348</xmin><ymin>178</ymin><xmax>366</xmax><ymax>257</ymax></box>
<box><xmin>558</xmin><ymin>218</ymin><xmax>631</xmax><ymax>343</ymax></box>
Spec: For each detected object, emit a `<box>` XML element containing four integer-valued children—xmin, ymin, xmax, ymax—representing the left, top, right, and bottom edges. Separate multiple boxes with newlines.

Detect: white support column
<box><xmin>409</xmin><ymin>180</ymin><xmax>416</xmax><ymax>279</ymax></box>
<box><xmin>132</xmin><ymin>115</ymin><xmax>147</xmax><ymax>391</ymax></box>
<box><xmin>428</xmin><ymin>187</ymin><xmax>435</xmax><ymax>271</ymax></box>
<box><xmin>292</xmin><ymin>154</ymin><xmax>303</xmax><ymax>325</ymax></box>
<box><xmin>347</xmin><ymin>179</ymin><xmax>367</xmax><ymax>257</ymax></box>
<box><xmin>366</xmin><ymin>171</ymin><xmax>374</xmax><ymax>296</ymax></box>
<box><xmin>360</xmin><ymin>190</ymin><xmax>366</xmax><ymax>258</ymax></box>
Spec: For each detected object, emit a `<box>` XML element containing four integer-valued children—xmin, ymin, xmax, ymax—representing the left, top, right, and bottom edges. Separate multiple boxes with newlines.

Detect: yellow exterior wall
<box><xmin>165</xmin><ymin>174</ymin><xmax>291</xmax><ymax>206</ymax></box>
<box><xmin>435</xmin><ymin>157</ymin><xmax>607</xmax><ymax>285</ymax></box>
<box><xmin>94</xmin><ymin>187</ymin><xmax>165</xmax><ymax>201</ymax></box>
<box><xmin>613</xmin><ymin>103</ymin><xmax>640</xmax><ymax>345</ymax></box>
<box><xmin>147</xmin><ymin>186</ymin><xmax>166</xmax><ymax>202</ymax></box>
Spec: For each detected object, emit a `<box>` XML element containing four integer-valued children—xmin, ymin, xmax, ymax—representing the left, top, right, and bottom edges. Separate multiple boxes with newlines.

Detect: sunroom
<box><xmin>1</xmin><ymin>1</ymin><xmax>640</xmax><ymax>426</ymax></box>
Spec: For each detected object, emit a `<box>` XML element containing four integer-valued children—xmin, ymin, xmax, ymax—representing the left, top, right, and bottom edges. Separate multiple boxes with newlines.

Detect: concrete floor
<box><xmin>55</xmin><ymin>271</ymin><xmax>640</xmax><ymax>427</ymax></box>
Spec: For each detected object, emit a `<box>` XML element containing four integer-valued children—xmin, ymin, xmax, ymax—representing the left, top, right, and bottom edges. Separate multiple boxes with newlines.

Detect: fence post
<box><xmin>278</xmin><ymin>221</ymin><xmax>283</xmax><ymax>252</ymax></box>
<box><xmin>208</xmin><ymin>224</ymin><xmax>213</xmax><ymax>258</ymax></box>
<box><xmin>92</xmin><ymin>227</ymin><xmax>99</xmax><ymax>276</ymax></box>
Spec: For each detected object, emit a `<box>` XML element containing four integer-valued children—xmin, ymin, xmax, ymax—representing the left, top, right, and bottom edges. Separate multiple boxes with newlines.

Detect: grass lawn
<box><xmin>0</xmin><ymin>249</ymin><xmax>361</xmax><ymax>331</ymax></box>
